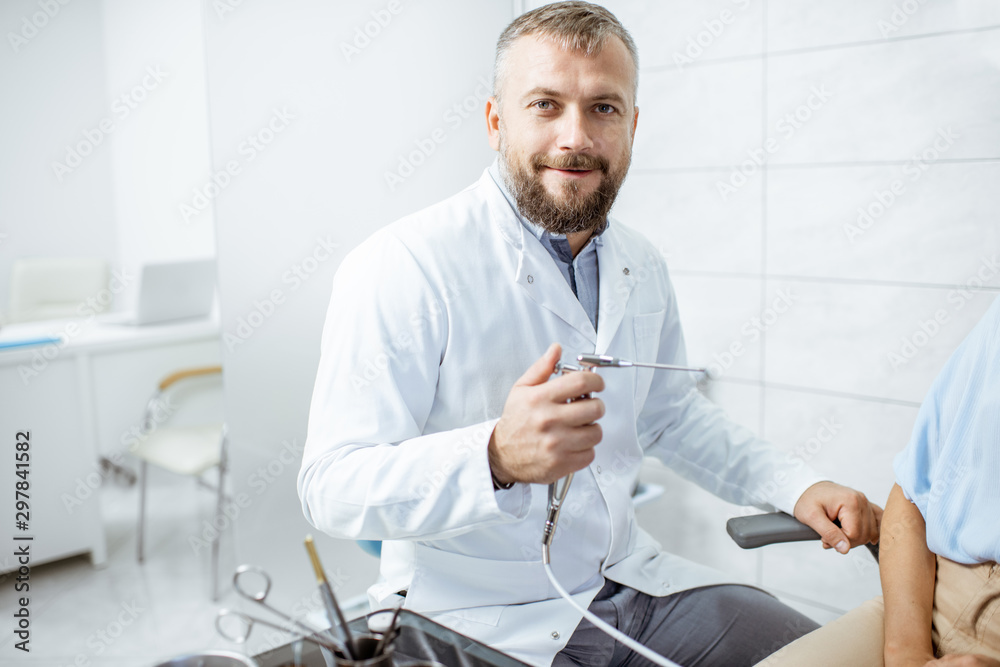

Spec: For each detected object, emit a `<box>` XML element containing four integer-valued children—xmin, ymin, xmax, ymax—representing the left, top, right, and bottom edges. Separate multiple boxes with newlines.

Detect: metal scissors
<box><xmin>215</xmin><ymin>564</ymin><xmax>344</xmax><ymax>653</ymax></box>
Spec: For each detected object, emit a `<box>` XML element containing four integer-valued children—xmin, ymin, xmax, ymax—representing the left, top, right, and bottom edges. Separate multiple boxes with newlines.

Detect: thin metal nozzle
<box><xmin>576</xmin><ymin>354</ymin><xmax>706</xmax><ymax>374</ymax></box>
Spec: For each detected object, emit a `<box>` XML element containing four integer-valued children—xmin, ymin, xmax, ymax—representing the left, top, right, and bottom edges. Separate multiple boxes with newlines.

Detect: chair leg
<box><xmin>137</xmin><ymin>460</ymin><xmax>148</xmax><ymax>563</ymax></box>
<box><xmin>210</xmin><ymin>431</ymin><xmax>228</xmax><ymax>601</ymax></box>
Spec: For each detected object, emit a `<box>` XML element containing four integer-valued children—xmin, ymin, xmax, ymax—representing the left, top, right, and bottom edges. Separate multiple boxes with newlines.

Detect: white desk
<box><xmin>0</xmin><ymin>316</ymin><xmax>221</xmax><ymax>572</ymax></box>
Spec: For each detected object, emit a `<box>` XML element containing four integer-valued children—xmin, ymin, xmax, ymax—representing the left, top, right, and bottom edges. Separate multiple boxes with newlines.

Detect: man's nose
<box><xmin>555</xmin><ymin>107</ymin><xmax>594</xmax><ymax>152</ymax></box>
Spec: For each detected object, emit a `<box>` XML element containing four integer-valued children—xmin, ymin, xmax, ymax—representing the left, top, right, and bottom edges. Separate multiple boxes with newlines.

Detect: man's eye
<box><xmin>596</xmin><ymin>104</ymin><xmax>615</xmax><ymax>114</ymax></box>
<box><xmin>534</xmin><ymin>100</ymin><xmax>553</xmax><ymax>110</ymax></box>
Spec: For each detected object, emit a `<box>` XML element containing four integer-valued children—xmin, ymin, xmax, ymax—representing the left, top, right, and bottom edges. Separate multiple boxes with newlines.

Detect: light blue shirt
<box><xmin>488</xmin><ymin>160</ymin><xmax>603</xmax><ymax>331</ymax></box>
<box><xmin>894</xmin><ymin>294</ymin><xmax>1000</xmax><ymax>564</ymax></box>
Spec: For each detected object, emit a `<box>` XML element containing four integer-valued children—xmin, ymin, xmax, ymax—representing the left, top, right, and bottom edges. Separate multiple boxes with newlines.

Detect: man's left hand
<box><xmin>793</xmin><ymin>481</ymin><xmax>883</xmax><ymax>554</ymax></box>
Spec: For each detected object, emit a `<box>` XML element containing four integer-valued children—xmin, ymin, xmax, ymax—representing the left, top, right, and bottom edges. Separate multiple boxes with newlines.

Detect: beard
<box><xmin>498</xmin><ymin>136</ymin><xmax>631</xmax><ymax>236</ymax></box>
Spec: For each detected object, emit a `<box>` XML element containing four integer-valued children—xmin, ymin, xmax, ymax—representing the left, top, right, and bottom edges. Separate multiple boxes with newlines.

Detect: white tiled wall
<box><xmin>529</xmin><ymin>0</ymin><xmax>1000</xmax><ymax>620</ymax></box>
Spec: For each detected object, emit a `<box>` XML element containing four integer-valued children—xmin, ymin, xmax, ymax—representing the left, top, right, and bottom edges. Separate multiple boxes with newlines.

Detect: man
<box><xmin>298</xmin><ymin>3</ymin><xmax>882</xmax><ymax>665</ymax></box>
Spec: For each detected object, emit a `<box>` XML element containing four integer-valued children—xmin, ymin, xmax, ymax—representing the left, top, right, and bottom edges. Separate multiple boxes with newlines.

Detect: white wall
<box><xmin>0</xmin><ymin>0</ymin><xmax>216</xmax><ymax>319</ymax></box>
<box><xmin>529</xmin><ymin>0</ymin><xmax>1000</xmax><ymax>621</ymax></box>
<box><xmin>203</xmin><ymin>0</ymin><xmax>513</xmax><ymax>618</ymax></box>
<box><xmin>101</xmin><ymin>0</ymin><xmax>216</xmax><ymax>310</ymax></box>
<box><xmin>0</xmin><ymin>0</ymin><xmax>117</xmax><ymax>321</ymax></box>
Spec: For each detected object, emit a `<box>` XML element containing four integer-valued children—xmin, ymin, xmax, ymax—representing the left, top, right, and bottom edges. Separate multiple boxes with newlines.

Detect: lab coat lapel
<box><xmin>595</xmin><ymin>224</ymin><xmax>636</xmax><ymax>355</ymax></box>
<box><xmin>483</xmin><ymin>170</ymin><xmax>598</xmax><ymax>345</ymax></box>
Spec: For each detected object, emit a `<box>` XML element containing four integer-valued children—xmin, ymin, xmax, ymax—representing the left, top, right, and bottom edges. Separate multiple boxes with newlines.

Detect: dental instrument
<box><xmin>541</xmin><ymin>354</ymin><xmax>708</xmax><ymax>667</ymax></box>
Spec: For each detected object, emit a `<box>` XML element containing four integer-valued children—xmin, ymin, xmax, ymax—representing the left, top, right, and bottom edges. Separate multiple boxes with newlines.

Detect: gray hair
<box><xmin>492</xmin><ymin>1</ymin><xmax>639</xmax><ymax>108</ymax></box>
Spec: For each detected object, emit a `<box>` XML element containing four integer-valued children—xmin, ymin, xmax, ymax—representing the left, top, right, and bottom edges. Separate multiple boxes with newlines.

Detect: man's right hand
<box><xmin>487</xmin><ymin>343</ymin><xmax>606</xmax><ymax>486</ymax></box>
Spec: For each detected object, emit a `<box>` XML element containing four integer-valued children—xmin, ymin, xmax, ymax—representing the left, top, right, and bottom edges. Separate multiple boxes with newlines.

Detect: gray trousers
<box><xmin>552</xmin><ymin>580</ymin><xmax>819</xmax><ymax>667</ymax></box>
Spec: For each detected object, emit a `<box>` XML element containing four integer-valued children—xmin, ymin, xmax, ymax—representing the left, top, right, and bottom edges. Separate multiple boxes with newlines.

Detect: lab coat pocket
<box><xmin>430</xmin><ymin>604</ymin><xmax>505</xmax><ymax>631</ymax></box>
<box><xmin>632</xmin><ymin>310</ymin><xmax>665</xmax><ymax>407</ymax></box>
<box><xmin>407</xmin><ymin>542</ymin><xmax>551</xmax><ymax>614</ymax></box>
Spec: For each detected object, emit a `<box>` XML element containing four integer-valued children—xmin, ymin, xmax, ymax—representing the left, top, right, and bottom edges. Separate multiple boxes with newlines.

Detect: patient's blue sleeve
<box><xmin>893</xmin><ymin>295</ymin><xmax>1000</xmax><ymax>565</ymax></box>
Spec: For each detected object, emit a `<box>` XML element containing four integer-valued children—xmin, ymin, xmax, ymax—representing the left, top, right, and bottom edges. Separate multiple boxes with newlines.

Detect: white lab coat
<box><xmin>298</xmin><ymin>166</ymin><xmax>824</xmax><ymax>666</ymax></box>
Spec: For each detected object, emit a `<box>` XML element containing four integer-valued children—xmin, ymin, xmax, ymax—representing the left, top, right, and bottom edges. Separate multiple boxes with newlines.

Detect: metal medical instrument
<box><xmin>372</xmin><ymin>605</ymin><xmax>403</xmax><ymax>658</ymax></box>
<box><xmin>304</xmin><ymin>534</ymin><xmax>357</xmax><ymax>658</ymax></box>
<box><xmin>577</xmin><ymin>353</ymin><xmax>707</xmax><ymax>374</ymax></box>
<box><xmin>215</xmin><ymin>608</ymin><xmax>341</xmax><ymax>652</ymax></box>
<box><xmin>217</xmin><ymin>564</ymin><xmax>344</xmax><ymax>652</ymax></box>
<box><xmin>537</xmin><ymin>354</ymin><xmax>700</xmax><ymax>667</ymax></box>
<box><xmin>541</xmin><ymin>360</ymin><xmax>591</xmax><ymax>564</ymax></box>
<box><xmin>541</xmin><ymin>355</ymin><xmax>707</xmax><ymax>564</ymax></box>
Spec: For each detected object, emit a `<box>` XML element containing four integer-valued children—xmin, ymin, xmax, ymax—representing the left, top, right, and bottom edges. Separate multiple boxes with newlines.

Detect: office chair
<box><xmin>8</xmin><ymin>257</ymin><xmax>110</xmax><ymax>323</ymax></box>
<box><xmin>131</xmin><ymin>365</ymin><xmax>228</xmax><ymax>600</ymax></box>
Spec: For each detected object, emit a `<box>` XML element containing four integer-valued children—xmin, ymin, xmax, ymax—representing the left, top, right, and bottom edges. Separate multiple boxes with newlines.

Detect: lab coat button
<box><xmin>596</xmin><ymin>466</ymin><xmax>602</xmax><ymax>474</ymax></box>
<box><xmin>623</xmin><ymin>267</ymin><xmax>629</xmax><ymax>275</ymax></box>
<box><xmin>527</xmin><ymin>274</ymin><xmax>534</xmax><ymax>284</ymax></box>
<box><xmin>551</xmin><ymin>631</ymin><xmax>560</xmax><ymax>640</ymax></box>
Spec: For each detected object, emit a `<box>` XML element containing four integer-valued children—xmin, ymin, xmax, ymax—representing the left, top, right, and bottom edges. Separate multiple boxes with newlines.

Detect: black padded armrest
<box><xmin>726</xmin><ymin>512</ymin><xmax>880</xmax><ymax>562</ymax></box>
<box><xmin>726</xmin><ymin>512</ymin><xmax>820</xmax><ymax>549</ymax></box>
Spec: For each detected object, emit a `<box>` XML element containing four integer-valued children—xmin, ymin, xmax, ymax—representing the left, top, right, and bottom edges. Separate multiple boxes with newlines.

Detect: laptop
<box><xmin>103</xmin><ymin>259</ymin><xmax>216</xmax><ymax>326</ymax></box>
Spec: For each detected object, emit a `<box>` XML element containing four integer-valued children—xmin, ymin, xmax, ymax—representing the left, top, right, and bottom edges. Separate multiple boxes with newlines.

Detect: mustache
<box><xmin>531</xmin><ymin>153</ymin><xmax>609</xmax><ymax>172</ymax></box>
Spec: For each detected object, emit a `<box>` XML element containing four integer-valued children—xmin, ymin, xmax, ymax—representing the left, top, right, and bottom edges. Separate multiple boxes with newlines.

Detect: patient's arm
<box><xmin>881</xmin><ymin>483</ymin><xmax>937</xmax><ymax>667</ymax></box>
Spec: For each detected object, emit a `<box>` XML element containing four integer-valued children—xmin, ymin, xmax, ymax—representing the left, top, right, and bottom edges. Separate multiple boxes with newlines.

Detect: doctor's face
<box><xmin>487</xmin><ymin>34</ymin><xmax>638</xmax><ymax>235</ymax></box>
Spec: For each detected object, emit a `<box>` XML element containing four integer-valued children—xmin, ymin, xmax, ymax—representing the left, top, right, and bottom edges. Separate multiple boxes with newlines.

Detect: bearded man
<box><xmin>298</xmin><ymin>3</ymin><xmax>882</xmax><ymax>665</ymax></box>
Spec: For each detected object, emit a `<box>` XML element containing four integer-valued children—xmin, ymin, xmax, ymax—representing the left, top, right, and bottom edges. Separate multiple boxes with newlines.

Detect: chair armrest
<box><xmin>726</xmin><ymin>512</ymin><xmax>820</xmax><ymax>549</ymax></box>
<box><xmin>727</xmin><ymin>511</ymin><xmax>880</xmax><ymax>562</ymax></box>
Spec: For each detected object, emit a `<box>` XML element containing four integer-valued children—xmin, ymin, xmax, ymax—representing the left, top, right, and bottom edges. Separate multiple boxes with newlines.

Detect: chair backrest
<box><xmin>9</xmin><ymin>258</ymin><xmax>110</xmax><ymax>323</ymax></box>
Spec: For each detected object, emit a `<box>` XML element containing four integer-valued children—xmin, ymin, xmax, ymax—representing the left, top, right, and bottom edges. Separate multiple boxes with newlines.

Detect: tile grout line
<box><xmin>630</xmin><ymin>157</ymin><xmax>1000</xmax><ymax>174</ymax></box>
<box><xmin>714</xmin><ymin>376</ymin><xmax>924</xmax><ymax>408</ymax></box>
<box><xmin>759</xmin><ymin>0</ymin><xmax>770</xmax><ymax>441</ymax></box>
<box><xmin>668</xmin><ymin>271</ymin><xmax>1000</xmax><ymax>292</ymax></box>
<box><xmin>642</xmin><ymin>23</ymin><xmax>1000</xmax><ymax>74</ymax></box>
<box><xmin>756</xmin><ymin>0</ymin><xmax>770</xmax><ymax>592</ymax></box>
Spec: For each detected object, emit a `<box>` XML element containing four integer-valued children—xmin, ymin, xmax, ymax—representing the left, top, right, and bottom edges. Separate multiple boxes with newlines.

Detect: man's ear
<box><xmin>630</xmin><ymin>106</ymin><xmax>639</xmax><ymax>144</ymax></box>
<box><xmin>486</xmin><ymin>96</ymin><xmax>501</xmax><ymax>151</ymax></box>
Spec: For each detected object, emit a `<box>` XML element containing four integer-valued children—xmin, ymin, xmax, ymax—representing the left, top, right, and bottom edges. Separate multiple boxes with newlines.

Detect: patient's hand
<box><xmin>925</xmin><ymin>656</ymin><xmax>1000</xmax><ymax>667</ymax></box>
<box><xmin>793</xmin><ymin>481</ymin><xmax>882</xmax><ymax>554</ymax></box>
